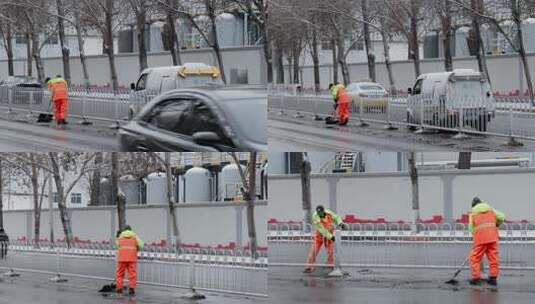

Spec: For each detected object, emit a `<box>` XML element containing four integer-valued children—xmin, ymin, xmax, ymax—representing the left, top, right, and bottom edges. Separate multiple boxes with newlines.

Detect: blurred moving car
<box><xmin>119</xmin><ymin>87</ymin><xmax>267</xmax><ymax>151</ymax></box>
<box><xmin>0</xmin><ymin>76</ymin><xmax>42</xmax><ymax>88</ymax></box>
<box><xmin>346</xmin><ymin>82</ymin><xmax>389</xmax><ymax>113</ymax></box>
<box><xmin>406</xmin><ymin>69</ymin><xmax>495</xmax><ymax>132</ymax></box>
<box><xmin>128</xmin><ymin>63</ymin><xmax>222</xmax><ymax>117</ymax></box>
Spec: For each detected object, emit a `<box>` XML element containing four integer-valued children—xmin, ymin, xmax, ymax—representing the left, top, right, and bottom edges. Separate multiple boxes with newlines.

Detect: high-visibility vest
<box><xmin>335</xmin><ymin>84</ymin><xmax>349</xmax><ymax>105</ymax></box>
<box><xmin>48</xmin><ymin>78</ymin><xmax>68</xmax><ymax>102</ymax></box>
<box><xmin>117</xmin><ymin>237</ymin><xmax>138</xmax><ymax>262</ymax></box>
<box><xmin>314</xmin><ymin>213</ymin><xmax>335</xmax><ymax>238</ymax></box>
<box><xmin>472</xmin><ymin>211</ymin><xmax>499</xmax><ymax>245</ymax></box>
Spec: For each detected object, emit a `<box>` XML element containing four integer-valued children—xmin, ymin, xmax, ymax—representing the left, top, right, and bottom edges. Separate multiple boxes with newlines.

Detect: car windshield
<box><xmin>223</xmin><ymin>98</ymin><xmax>267</xmax><ymax>145</ymax></box>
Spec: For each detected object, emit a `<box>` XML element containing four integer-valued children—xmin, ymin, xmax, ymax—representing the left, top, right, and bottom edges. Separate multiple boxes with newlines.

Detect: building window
<box><xmin>52</xmin><ymin>192</ymin><xmax>60</xmax><ymax>204</ymax></box>
<box><xmin>15</xmin><ymin>34</ymin><xmax>27</xmax><ymax>44</ymax></box>
<box><xmin>71</xmin><ymin>193</ymin><xmax>82</xmax><ymax>204</ymax></box>
<box><xmin>45</xmin><ymin>35</ymin><xmax>58</xmax><ymax>45</ymax></box>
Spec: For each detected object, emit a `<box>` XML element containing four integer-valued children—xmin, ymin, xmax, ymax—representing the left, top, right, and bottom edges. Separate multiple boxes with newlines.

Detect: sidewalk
<box><xmin>0</xmin><ymin>269</ymin><xmax>262</xmax><ymax>304</ymax></box>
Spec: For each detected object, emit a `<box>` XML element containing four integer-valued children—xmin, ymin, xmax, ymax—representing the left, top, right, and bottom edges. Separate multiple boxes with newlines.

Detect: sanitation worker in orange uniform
<box><xmin>116</xmin><ymin>225</ymin><xmax>144</xmax><ymax>296</ymax></box>
<box><xmin>303</xmin><ymin>205</ymin><xmax>343</xmax><ymax>273</ymax></box>
<box><xmin>469</xmin><ymin>197</ymin><xmax>505</xmax><ymax>287</ymax></box>
<box><xmin>329</xmin><ymin>83</ymin><xmax>350</xmax><ymax>126</ymax></box>
<box><xmin>46</xmin><ymin>75</ymin><xmax>69</xmax><ymax>125</ymax></box>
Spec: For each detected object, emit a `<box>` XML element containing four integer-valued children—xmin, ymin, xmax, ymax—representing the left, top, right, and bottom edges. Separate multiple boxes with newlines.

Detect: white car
<box><xmin>345</xmin><ymin>82</ymin><xmax>389</xmax><ymax>113</ymax></box>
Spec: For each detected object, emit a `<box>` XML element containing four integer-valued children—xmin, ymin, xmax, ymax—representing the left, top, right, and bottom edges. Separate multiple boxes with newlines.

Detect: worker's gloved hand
<box><xmin>330</xmin><ymin>236</ymin><xmax>335</xmax><ymax>242</ymax></box>
<box><xmin>337</xmin><ymin>223</ymin><xmax>345</xmax><ymax>230</ymax></box>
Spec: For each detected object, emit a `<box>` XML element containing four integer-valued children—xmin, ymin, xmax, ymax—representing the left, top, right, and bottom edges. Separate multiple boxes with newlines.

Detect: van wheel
<box><xmin>477</xmin><ymin>115</ymin><xmax>488</xmax><ymax>132</ymax></box>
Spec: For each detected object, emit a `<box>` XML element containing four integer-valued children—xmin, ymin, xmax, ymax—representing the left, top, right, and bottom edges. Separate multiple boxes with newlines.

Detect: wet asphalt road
<box><xmin>268</xmin><ymin>112</ymin><xmax>535</xmax><ymax>151</ymax></box>
<box><xmin>0</xmin><ymin>270</ymin><xmax>262</xmax><ymax>304</ymax></box>
<box><xmin>0</xmin><ymin>115</ymin><xmax>119</xmax><ymax>151</ymax></box>
<box><xmin>269</xmin><ymin>266</ymin><xmax>535</xmax><ymax>304</ymax></box>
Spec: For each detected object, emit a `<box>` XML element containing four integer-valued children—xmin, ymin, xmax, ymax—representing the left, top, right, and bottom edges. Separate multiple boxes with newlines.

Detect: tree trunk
<box><xmin>90</xmin><ymin>152</ymin><xmax>102</xmax><ymax>206</ymax></box>
<box><xmin>31</xmin><ymin>32</ymin><xmax>45</xmax><ymax>83</ymax></box>
<box><xmin>26</xmin><ymin>31</ymin><xmax>32</xmax><ymax>76</ymax></box>
<box><xmin>246</xmin><ymin>153</ymin><xmax>258</xmax><ymax>258</ymax></box>
<box><xmin>261</xmin><ymin>23</ymin><xmax>273</xmax><ymax>84</ymax></box>
<box><xmin>136</xmin><ymin>7</ymin><xmax>148</xmax><ymax>72</ymax></box>
<box><xmin>471</xmin><ymin>0</ymin><xmax>491</xmax><ymax>84</ymax></box>
<box><xmin>166</xmin><ymin>8</ymin><xmax>182</xmax><ymax>65</ymax></box>
<box><xmin>362</xmin><ymin>0</ymin><xmax>376</xmax><ymax>81</ymax></box>
<box><xmin>407</xmin><ymin>152</ymin><xmax>420</xmax><ymax>233</ymax></box>
<box><xmin>311</xmin><ymin>29</ymin><xmax>320</xmax><ymax>93</ymax></box>
<box><xmin>0</xmin><ymin>159</ymin><xmax>3</xmax><ymax>231</ymax></box>
<box><xmin>457</xmin><ymin>152</ymin><xmax>472</xmax><ymax>169</ymax></box>
<box><xmin>31</xmin><ymin>155</ymin><xmax>41</xmax><ymax>248</ymax></box>
<box><xmin>511</xmin><ymin>0</ymin><xmax>534</xmax><ymax>104</ymax></box>
<box><xmin>381</xmin><ymin>29</ymin><xmax>396</xmax><ymax>94</ymax></box>
<box><xmin>165</xmin><ymin>153</ymin><xmax>181</xmax><ymax>247</ymax></box>
<box><xmin>331</xmin><ymin>39</ymin><xmax>338</xmax><ymax>84</ymax></box>
<box><xmin>275</xmin><ymin>46</ymin><xmax>284</xmax><ymax>84</ymax></box>
<box><xmin>409</xmin><ymin>0</ymin><xmax>420</xmax><ymax>77</ymax></box>
<box><xmin>336</xmin><ymin>35</ymin><xmax>350</xmax><ymax>85</ymax></box>
<box><xmin>300</xmin><ymin>153</ymin><xmax>312</xmax><ymax>227</ymax></box>
<box><xmin>56</xmin><ymin>0</ymin><xmax>71</xmax><ymax>83</ymax></box>
<box><xmin>105</xmin><ymin>0</ymin><xmax>119</xmax><ymax>91</ymax></box>
<box><xmin>49</xmin><ymin>153</ymin><xmax>73</xmax><ymax>248</ymax></box>
<box><xmin>5</xmin><ymin>24</ymin><xmax>14</xmax><ymax>76</ymax></box>
<box><xmin>206</xmin><ymin>1</ymin><xmax>227</xmax><ymax>84</ymax></box>
<box><xmin>73</xmin><ymin>3</ymin><xmax>90</xmax><ymax>88</ymax></box>
<box><xmin>111</xmin><ymin>152</ymin><xmax>125</xmax><ymax>230</ymax></box>
<box><xmin>442</xmin><ymin>0</ymin><xmax>453</xmax><ymax>72</ymax></box>
<box><xmin>292</xmin><ymin>46</ymin><xmax>300</xmax><ymax>85</ymax></box>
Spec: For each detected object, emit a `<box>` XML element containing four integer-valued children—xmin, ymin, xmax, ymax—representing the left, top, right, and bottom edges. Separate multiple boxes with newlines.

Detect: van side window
<box><xmin>160</xmin><ymin>77</ymin><xmax>175</xmax><ymax>92</ymax></box>
<box><xmin>412</xmin><ymin>79</ymin><xmax>423</xmax><ymax>95</ymax></box>
<box><xmin>136</xmin><ymin>74</ymin><xmax>148</xmax><ymax>91</ymax></box>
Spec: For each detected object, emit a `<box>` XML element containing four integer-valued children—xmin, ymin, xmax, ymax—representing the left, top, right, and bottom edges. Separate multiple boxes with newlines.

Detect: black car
<box><xmin>118</xmin><ymin>87</ymin><xmax>267</xmax><ymax>151</ymax></box>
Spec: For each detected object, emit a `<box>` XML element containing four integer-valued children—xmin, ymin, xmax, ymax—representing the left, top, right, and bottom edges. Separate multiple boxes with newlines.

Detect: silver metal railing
<box><xmin>0</xmin><ymin>240</ymin><xmax>267</xmax><ymax>297</ymax></box>
<box><xmin>268</xmin><ymin>93</ymin><xmax>535</xmax><ymax>142</ymax></box>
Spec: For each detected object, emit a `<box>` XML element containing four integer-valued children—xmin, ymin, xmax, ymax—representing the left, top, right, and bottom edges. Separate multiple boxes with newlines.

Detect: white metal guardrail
<box><xmin>0</xmin><ymin>240</ymin><xmax>267</xmax><ymax>297</ymax></box>
<box><xmin>0</xmin><ymin>86</ymin><xmax>158</xmax><ymax>125</ymax></box>
<box><xmin>268</xmin><ymin>93</ymin><xmax>535</xmax><ymax>142</ymax></box>
<box><xmin>268</xmin><ymin>222</ymin><xmax>535</xmax><ymax>271</ymax></box>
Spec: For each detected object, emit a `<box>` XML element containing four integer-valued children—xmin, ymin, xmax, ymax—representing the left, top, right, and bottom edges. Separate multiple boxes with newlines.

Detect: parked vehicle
<box><xmin>406</xmin><ymin>69</ymin><xmax>495</xmax><ymax>132</ymax></box>
<box><xmin>0</xmin><ymin>76</ymin><xmax>44</xmax><ymax>106</ymax></box>
<box><xmin>346</xmin><ymin>82</ymin><xmax>389</xmax><ymax>113</ymax></box>
<box><xmin>119</xmin><ymin>87</ymin><xmax>267</xmax><ymax>151</ymax></box>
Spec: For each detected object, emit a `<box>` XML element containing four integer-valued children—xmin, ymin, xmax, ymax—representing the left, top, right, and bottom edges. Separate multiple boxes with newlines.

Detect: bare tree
<box><xmin>407</xmin><ymin>152</ymin><xmax>420</xmax><ymax>233</ymax></box>
<box><xmin>299</xmin><ymin>152</ymin><xmax>312</xmax><ymax>226</ymax></box>
<box><xmin>56</xmin><ymin>0</ymin><xmax>71</xmax><ymax>83</ymax></box>
<box><xmin>127</xmin><ymin>0</ymin><xmax>152</xmax><ymax>72</ymax></box>
<box><xmin>230</xmin><ymin>152</ymin><xmax>258</xmax><ymax>258</ymax></box>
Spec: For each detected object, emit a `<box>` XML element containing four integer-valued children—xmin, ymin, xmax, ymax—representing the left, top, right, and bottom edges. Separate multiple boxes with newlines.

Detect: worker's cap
<box><xmin>471</xmin><ymin>197</ymin><xmax>481</xmax><ymax>207</ymax></box>
<box><xmin>124</xmin><ymin>225</ymin><xmax>132</xmax><ymax>231</ymax></box>
<box><xmin>316</xmin><ymin>205</ymin><xmax>325</xmax><ymax>212</ymax></box>
<box><xmin>328</xmin><ymin>83</ymin><xmax>334</xmax><ymax>90</ymax></box>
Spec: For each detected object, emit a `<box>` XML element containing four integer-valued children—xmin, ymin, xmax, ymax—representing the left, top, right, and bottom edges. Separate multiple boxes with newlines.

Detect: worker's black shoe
<box><xmin>469</xmin><ymin>278</ymin><xmax>483</xmax><ymax>286</ymax></box>
<box><xmin>62</xmin><ymin>119</ymin><xmax>68</xmax><ymax>125</ymax></box>
<box><xmin>303</xmin><ymin>268</ymin><xmax>313</xmax><ymax>274</ymax></box>
<box><xmin>487</xmin><ymin>277</ymin><xmax>498</xmax><ymax>286</ymax></box>
<box><xmin>129</xmin><ymin>288</ymin><xmax>135</xmax><ymax>296</ymax></box>
<box><xmin>116</xmin><ymin>288</ymin><xmax>123</xmax><ymax>294</ymax></box>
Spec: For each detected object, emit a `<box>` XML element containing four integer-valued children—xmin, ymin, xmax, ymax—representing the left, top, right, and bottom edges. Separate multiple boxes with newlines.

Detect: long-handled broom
<box><xmin>327</xmin><ymin>227</ymin><xmax>348</xmax><ymax>277</ymax></box>
<box><xmin>445</xmin><ymin>252</ymin><xmax>471</xmax><ymax>285</ymax></box>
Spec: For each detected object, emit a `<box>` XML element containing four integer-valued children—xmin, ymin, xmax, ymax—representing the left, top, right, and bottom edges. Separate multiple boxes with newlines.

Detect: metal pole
<box><xmin>358</xmin><ymin>97</ymin><xmax>369</xmax><ymax>127</ymax></box>
<box><xmin>384</xmin><ymin>95</ymin><xmax>398</xmax><ymax>130</ymax></box>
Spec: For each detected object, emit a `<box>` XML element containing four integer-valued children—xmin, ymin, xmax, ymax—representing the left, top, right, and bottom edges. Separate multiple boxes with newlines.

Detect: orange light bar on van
<box><xmin>177</xmin><ymin>66</ymin><xmax>220</xmax><ymax>78</ymax></box>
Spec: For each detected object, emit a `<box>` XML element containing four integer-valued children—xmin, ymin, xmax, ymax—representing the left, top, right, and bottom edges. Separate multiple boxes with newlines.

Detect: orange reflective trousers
<box><xmin>54</xmin><ymin>99</ymin><xmax>68</xmax><ymax>122</ymax></box>
<box><xmin>305</xmin><ymin>234</ymin><xmax>335</xmax><ymax>269</ymax></box>
<box><xmin>116</xmin><ymin>261</ymin><xmax>137</xmax><ymax>289</ymax></box>
<box><xmin>470</xmin><ymin>242</ymin><xmax>499</xmax><ymax>279</ymax></box>
<box><xmin>336</xmin><ymin>100</ymin><xmax>350</xmax><ymax>124</ymax></box>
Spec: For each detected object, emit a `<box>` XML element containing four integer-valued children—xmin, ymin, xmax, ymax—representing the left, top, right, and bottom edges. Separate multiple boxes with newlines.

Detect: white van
<box><xmin>406</xmin><ymin>69</ymin><xmax>495</xmax><ymax>132</ymax></box>
<box><xmin>131</xmin><ymin>62</ymin><xmax>221</xmax><ymax>93</ymax></box>
<box><xmin>128</xmin><ymin>63</ymin><xmax>222</xmax><ymax>118</ymax></box>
